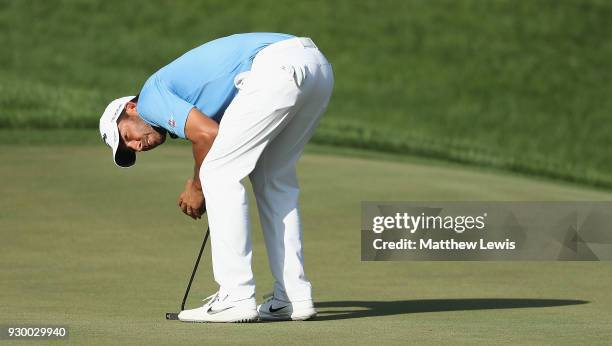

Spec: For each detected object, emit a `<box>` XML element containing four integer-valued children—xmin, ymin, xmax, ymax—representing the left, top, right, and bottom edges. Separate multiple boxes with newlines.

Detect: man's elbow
<box><xmin>206</xmin><ymin>125</ymin><xmax>218</xmax><ymax>144</ymax></box>
<box><xmin>194</xmin><ymin>125</ymin><xmax>218</xmax><ymax>146</ymax></box>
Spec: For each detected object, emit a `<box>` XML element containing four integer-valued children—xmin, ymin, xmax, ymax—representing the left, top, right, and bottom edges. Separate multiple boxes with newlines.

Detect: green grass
<box><xmin>1</xmin><ymin>0</ymin><xmax>612</xmax><ymax>187</ymax></box>
<box><xmin>1</xmin><ymin>140</ymin><xmax>612</xmax><ymax>345</ymax></box>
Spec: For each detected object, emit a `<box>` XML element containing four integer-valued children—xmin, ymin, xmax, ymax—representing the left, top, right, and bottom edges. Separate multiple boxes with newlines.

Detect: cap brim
<box><xmin>114</xmin><ymin>147</ymin><xmax>136</xmax><ymax>168</ymax></box>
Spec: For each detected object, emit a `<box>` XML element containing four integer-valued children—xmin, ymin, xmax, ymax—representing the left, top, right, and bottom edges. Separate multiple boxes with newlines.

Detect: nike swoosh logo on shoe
<box><xmin>269</xmin><ymin>305</ymin><xmax>288</xmax><ymax>313</ymax></box>
<box><xmin>207</xmin><ymin>306</ymin><xmax>234</xmax><ymax>315</ymax></box>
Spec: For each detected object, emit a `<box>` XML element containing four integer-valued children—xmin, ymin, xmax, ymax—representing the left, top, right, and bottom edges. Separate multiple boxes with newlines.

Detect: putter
<box><xmin>166</xmin><ymin>223</ymin><xmax>210</xmax><ymax>321</ymax></box>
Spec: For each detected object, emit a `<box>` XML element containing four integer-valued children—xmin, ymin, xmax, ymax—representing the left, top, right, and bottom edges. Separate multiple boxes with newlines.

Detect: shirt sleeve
<box><xmin>137</xmin><ymin>75</ymin><xmax>195</xmax><ymax>139</ymax></box>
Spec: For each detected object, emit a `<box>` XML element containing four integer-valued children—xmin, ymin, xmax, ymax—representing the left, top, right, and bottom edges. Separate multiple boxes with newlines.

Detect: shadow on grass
<box><xmin>314</xmin><ymin>299</ymin><xmax>588</xmax><ymax>321</ymax></box>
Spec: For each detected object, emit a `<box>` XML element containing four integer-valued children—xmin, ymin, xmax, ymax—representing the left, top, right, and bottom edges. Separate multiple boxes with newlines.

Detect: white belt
<box><xmin>297</xmin><ymin>37</ymin><xmax>317</xmax><ymax>49</ymax></box>
<box><xmin>257</xmin><ymin>37</ymin><xmax>319</xmax><ymax>57</ymax></box>
<box><xmin>246</xmin><ymin>37</ymin><xmax>326</xmax><ymax>83</ymax></box>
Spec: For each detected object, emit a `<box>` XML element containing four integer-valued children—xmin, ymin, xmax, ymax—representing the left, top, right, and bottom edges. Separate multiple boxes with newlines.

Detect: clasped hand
<box><xmin>178</xmin><ymin>178</ymin><xmax>206</xmax><ymax>219</ymax></box>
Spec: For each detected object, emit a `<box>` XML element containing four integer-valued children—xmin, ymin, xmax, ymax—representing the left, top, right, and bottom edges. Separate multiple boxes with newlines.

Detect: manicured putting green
<box><xmin>1</xmin><ymin>143</ymin><xmax>611</xmax><ymax>344</ymax></box>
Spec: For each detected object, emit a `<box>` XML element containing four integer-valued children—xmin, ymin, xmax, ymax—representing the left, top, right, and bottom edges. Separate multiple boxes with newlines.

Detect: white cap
<box><xmin>99</xmin><ymin>96</ymin><xmax>137</xmax><ymax>168</ymax></box>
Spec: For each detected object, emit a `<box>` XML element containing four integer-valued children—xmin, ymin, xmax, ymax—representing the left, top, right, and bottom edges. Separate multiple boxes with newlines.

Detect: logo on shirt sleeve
<box><xmin>168</xmin><ymin>115</ymin><xmax>176</xmax><ymax>128</ymax></box>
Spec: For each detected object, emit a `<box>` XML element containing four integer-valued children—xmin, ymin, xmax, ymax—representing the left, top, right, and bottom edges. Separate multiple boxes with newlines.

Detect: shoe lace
<box><xmin>202</xmin><ymin>292</ymin><xmax>219</xmax><ymax>307</ymax></box>
<box><xmin>262</xmin><ymin>292</ymin><xmax>274</xmax><ymax>303</ymax></box>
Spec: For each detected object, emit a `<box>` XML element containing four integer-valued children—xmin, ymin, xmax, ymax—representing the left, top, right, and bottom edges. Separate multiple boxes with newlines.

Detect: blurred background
<box><xmin>2</xmin><ymin>1</ymin><xmax>612</xmax><ymax>344</ymax></box>
<box><xmin>1</xmin><ymin>0</ymin><xmax>611</xmax><ymax>186</ymax></box>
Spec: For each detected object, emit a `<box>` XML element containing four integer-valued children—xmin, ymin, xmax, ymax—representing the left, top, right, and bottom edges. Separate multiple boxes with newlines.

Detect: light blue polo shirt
<box><xmin>136</xmin><ymin>32</ymin><xmax>294</xmax><ymax>138</ymax></box>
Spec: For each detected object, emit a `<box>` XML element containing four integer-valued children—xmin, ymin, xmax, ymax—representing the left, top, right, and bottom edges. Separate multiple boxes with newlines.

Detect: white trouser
<box><xmin>200</xmin><ymin>37</ymin><xmax>334</xmax><ymax>302</ymax></box>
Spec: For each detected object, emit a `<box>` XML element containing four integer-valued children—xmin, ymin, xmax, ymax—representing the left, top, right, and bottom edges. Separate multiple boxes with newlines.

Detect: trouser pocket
<box><xmin>280</xmin><ymin>64</ymin><xmax>307</xmax><ymax>89</ymax></box>
<box><xmin>234</xmin><ymin>71</ymin><xmax>250</xmax><ymax>90</ymax></box>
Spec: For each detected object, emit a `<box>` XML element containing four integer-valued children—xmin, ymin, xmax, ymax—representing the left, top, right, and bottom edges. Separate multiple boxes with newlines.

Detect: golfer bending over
<box><xmin>99</xmin><ymin>33</ymin><xmax>333</xmax><ymax>322</ymax></box>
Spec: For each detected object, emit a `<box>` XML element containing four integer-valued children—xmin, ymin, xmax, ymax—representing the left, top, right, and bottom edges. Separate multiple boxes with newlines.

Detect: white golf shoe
<box><xmin>257</xmin><ymin>293</ymin><xmax>316</xmax><ymax>321</ymax></box>
<box><xmin>178</xmin><ymin>292</ymin><xmax>259</xmax><ymax>323</ymax></box>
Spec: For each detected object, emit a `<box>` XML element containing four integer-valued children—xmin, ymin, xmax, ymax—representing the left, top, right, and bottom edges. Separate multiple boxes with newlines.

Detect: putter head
<box><xmin>165</xmin><ymin>312</ymin><xmax>180</xmax><ymax>320</ymax></box>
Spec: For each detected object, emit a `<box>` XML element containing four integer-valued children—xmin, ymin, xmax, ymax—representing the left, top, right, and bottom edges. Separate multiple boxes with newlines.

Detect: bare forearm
<box><xmin>178</xmin><ymin>107</ymin><xmax>219</xmax><ymax>219</ymax></box>
<box><xmin>191</xmin><ymin>137</ymin><xmax>214</xmax><ymax>190</ymax></box>
<box><xmin>184</xmin><ymin>107</ymin><xmax>219</xmax><ymax>191</ymax></box>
